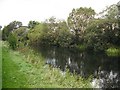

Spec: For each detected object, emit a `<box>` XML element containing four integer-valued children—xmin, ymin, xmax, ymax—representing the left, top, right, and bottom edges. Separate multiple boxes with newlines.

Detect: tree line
<box><xmin>1</xmin><ymin>3</ymin><xmax>120</xmax><ymax>52</ymax></box>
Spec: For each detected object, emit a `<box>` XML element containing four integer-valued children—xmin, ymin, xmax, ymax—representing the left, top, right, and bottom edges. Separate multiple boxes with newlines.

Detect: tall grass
<box><xmin>18</xmin><ymin>46</ymin><xmax>92</xmax><ymax>88</ymax></box>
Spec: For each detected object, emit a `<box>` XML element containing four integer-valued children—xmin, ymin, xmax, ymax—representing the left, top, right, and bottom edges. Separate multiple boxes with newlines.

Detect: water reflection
<box><xmin>34</xmin><ymin>45</ymin><xmax>120</xmax><ymax>88</ymax></box>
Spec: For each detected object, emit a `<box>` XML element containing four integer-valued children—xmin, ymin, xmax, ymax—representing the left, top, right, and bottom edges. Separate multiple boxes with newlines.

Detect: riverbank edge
<box><xmin>2</xmin><ymin>41</ymin><xmax>92</xmax><ymax>88</ymax></box>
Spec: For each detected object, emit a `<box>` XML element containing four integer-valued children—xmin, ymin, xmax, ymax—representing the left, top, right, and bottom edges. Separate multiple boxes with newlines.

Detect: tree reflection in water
<box><xmin>34</xmin><ymin>45</ymin><xmax>120</xmax><ymax>88</ymax></box>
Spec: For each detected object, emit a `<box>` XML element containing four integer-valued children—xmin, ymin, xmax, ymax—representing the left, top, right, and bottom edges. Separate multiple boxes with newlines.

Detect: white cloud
<box><xmin>0</xmin><ymin>0</ymin><xmax>119</xmax><ymax>27</ymax></box>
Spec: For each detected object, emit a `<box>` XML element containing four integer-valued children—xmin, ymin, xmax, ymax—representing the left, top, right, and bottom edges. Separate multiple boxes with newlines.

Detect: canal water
<box><xmin>34</xmin><ymin>45</ymin><xmax>120</xmax><ymax>88</ymax></box>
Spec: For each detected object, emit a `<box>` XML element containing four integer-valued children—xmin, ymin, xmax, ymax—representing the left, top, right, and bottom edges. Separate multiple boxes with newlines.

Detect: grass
<box><xmin>2</xmin><ymin>42</ymin><xmax>28</xmax><ymax>88</ymax></box>
<box><xmin>2</xmin><ymin>41</ymin><xmax>92</xmax><ymax>88</ymax></box>
<box><xmin>0</xmin><ymin>41</ymin><xmax>2</xmax><ymax>89</ymax></box>
<box><xmin>106</xmin><ymin>47</ymin><xmax>120</xmax><ymax>56</ymax></box>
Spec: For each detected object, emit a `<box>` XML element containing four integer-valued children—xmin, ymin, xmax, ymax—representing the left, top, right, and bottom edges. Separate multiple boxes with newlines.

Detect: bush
<box><xmin>53</xmin><ymin>29</ymin><xmax>74</xmax><ymax>47</ymax></box>
<box><xmin>84</xmin><ymin>19</ymin><xmax>118</xmax><ymax>52</ymax></box>
<box><xmin>12</xmin><ymin>26</ymin><xmax>29</xmax><ymax>47</ymax></box>
<box><xmin>106</xmin><ymin>47</ymin><xmax>120</xmax><ymax>56</ymax></box>
<box><xmin>8</xmin><ymin>33</ymin><xmax>17</xmax><ymax>50</ymax></box>
<box><xmin>76</xmin><ymin>44</ymin><xmax>86</xmax><ymax>51</ymax></box>
<box><xmin>28</xmin><ymin>22</ymin><xmax>74</xmax><ymax>48</ymax></box>
<box><xmin>28</xmin><ymin>23</ymin><xmax>49</xmax><ymax>46</ymax></box>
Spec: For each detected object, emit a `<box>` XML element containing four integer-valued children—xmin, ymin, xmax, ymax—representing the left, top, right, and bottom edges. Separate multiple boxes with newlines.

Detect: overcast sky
<box><xmin>0</xmin><ymin>0</ymin><xmax>119</xmax><ymax>27</ymax></box>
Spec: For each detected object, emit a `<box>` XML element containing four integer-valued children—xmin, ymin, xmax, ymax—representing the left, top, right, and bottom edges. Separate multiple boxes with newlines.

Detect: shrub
<box><xmin>106</xmin><ymin>47</ymin><xmax>120</xmax><ymax>56</ymax></box>
<box><xmin>76</xmin><ymin>44</ymin><xmax>86</xmax><ymax>51</ymax></box>
<box><xmin>8</xmin><ymin>33</ymin><xmax>17</xmax><ymax>50</ymax></box>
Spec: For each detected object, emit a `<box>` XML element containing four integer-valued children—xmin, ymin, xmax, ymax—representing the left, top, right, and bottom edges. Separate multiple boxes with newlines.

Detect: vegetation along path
<box><xmin>2</xmin><ymin>41</ymin><xmax>92</xmax><ymax>88</ymax></box>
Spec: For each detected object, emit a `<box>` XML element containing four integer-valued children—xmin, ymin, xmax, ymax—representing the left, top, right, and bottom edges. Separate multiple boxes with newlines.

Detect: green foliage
<box><xmin>83</xmin><ymin>4</ymin><xmax>119</xmax><ymax>51</ymax></box>
<box><xmin>106</xmin><ymin>4</ymin><xmax>118</xmax><ymax>19</ymax></box>
<box><xmin>2</xmin><ymin>21</ymin><xmax>22</xmax><ymax>40</ymax></box>
<box><xmin>28</xmin><ymin>23</ymin><xmax>48</xmax><ymax>45</ymax></box>
<box><xmin>28</xmin><ymin>20</ymin><xmax>74</xmax><ymax>47</ymax></box>
<box><xmin>2</xmin><ymin>4</ymin><xmax>120</xmax><ymax>52</ymax></box>
<box><xmin>54</xmin><ymin>29</ymin><xmax>73</xmax><ymax>47</ymax></box>
<box><xmin>49</xmin><ymin>20</ymin><xmax>73</xmax><ymax>47</ymax></box>
<box><xmin>99</xmin><ymin>4</ymin><xmax>118</xmax><ymax>19</ymax></box>
<box><xmin>13</xmin><ymin>26</ymin><xmax>29</xmax><ymax>47</ymax></box>
<box><xmin>76</xmin><ymin>44</ymin><xmax>86</xmax><ymax>51</ymax></box>
<box><xmin>106</xmin><ymin>47</ymin><xmax>120</xmax><ymax>56</ymax></box>
<box><xmin>8</xmin><ymin>33</ymin><xmax>17</xmax><ymax>50</ymax></box>
<box><xmin>2</xmin><ymin>41</ymin><xmax>92</xmax><ymax>88</ymax></box>
<box><xmin>117</xmin><ymin>1</ymin><xmax>120</xmax><ymax>28</ymax></box>
<box><xmin>84</xmin><ymin>18</ymin><xmax>119</xmax><ymax>51</ymax></box>
<box><xmin>28</xmin><ymin>21</ymin><xmax>40</xmax><ymax>29</ymax></box>
<box><xmin>68</xmin><ymin>7</ymin><xmax>95</xmax><ymax>31</ymax></box>
<box><xmin>67</xmin><ymin>7</ymin><xmax>95</xmax><ymax>44</ymax></box>
<box><xmin>2</xmin><ymin>26</ymin><xmax>9</xmax><ymax>40</ymax></box>
<box><xmin>2</xmin><ymin>3</ymin><xmax>120</xmax><ymax>88</ymax></box>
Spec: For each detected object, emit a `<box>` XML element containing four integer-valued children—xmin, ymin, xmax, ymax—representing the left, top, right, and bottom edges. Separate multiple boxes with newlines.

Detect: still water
<box><xmin>34</xmin><ymin>45</ymin><xmax>120</xmax><ymax>88</ymax></box>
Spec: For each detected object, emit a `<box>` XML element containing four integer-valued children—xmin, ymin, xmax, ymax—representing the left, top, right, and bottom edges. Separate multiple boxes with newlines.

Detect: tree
<box><xmin>84</xmin><ymin>3</ymin><xmax>120</xmax><ymax>51</ymax></box>
<box><xmin>84</xmin><ymin>19</ymin><xmax>110</xmax><ymax>51</ymax></box>
<box><xmin>101</xmin><ymin>3</ymin><xmax>120</xmax><ymax>46</ymax></box>
<box><xmin>28</xmin><ymin>21</ymin><xmax>40</xmax><ymax>29</ymax></box>
<box><xmin>44</xmin><ymin>17</ymin><xmax>74</xmax><ymax>47</ymax></box>
<box><xmin>106</xmin><ymin>4</ymin><xmax>118</xmax><ymax>19</ymax></box>
<box><xmin>52</xmin><ymin>20</ymin><xmax>73</xmax><ymax>47</ymax></box>
<box><xmin>67</xmin><ymin>7</ymin><xmax>95</xmax><ymax>44</ymax></box>
<box><xmin>44</xmin><ymin>16</ymin><xmax>59</xmax><ymax>32</ymax></box>
<box><xmin>117</xmin><ymin>1</ymin><xmax>120</xmax><ymax>27</ymax></box>
<box><xmin>85</xmin><ymin>18</ymin><xmax>119</xmax><ymax>51</ymax></box>
<box><xmin>13</xmin><ymin>26</ymin><xmax>29</xmax><ymax>47</ymax></box>
<box><xmin>2</xmin><ymin>21</ymin><xmax>22</xmax><ymax>40</ymax></box>
<box><xmin>28</xmin><ymin>23</ymin><xmax>49</xmax><ymax>45</ymax></box>
<box><xmin>8</xmin><ymin>33</ymin><xmax>17</xmax><ymax>50</ymax></box>
<box><xmin>2</xmin><ymin>26</ymin><xmax>9</xmax><ymax>40</ymax></box>
<box><xmin>8</xmin><ymin>21</ymin><xmax>22</xmax><ymax>30</ymax></box>
<box><xmin>97</xmin><ymin>4</ymin><xmax>118</xmax><ymax>19</ymax></box>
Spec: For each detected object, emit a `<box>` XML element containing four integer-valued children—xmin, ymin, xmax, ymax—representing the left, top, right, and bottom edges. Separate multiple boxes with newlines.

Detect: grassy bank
<box><xmin>0</xmin><ymin>41</ymin><xmax>2</xmax><ymax>89</ymax></box>
<box><xmin>2</xmin><ymin>41</ymin><xmax>92</xmax><ymax>88</ymax></box>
